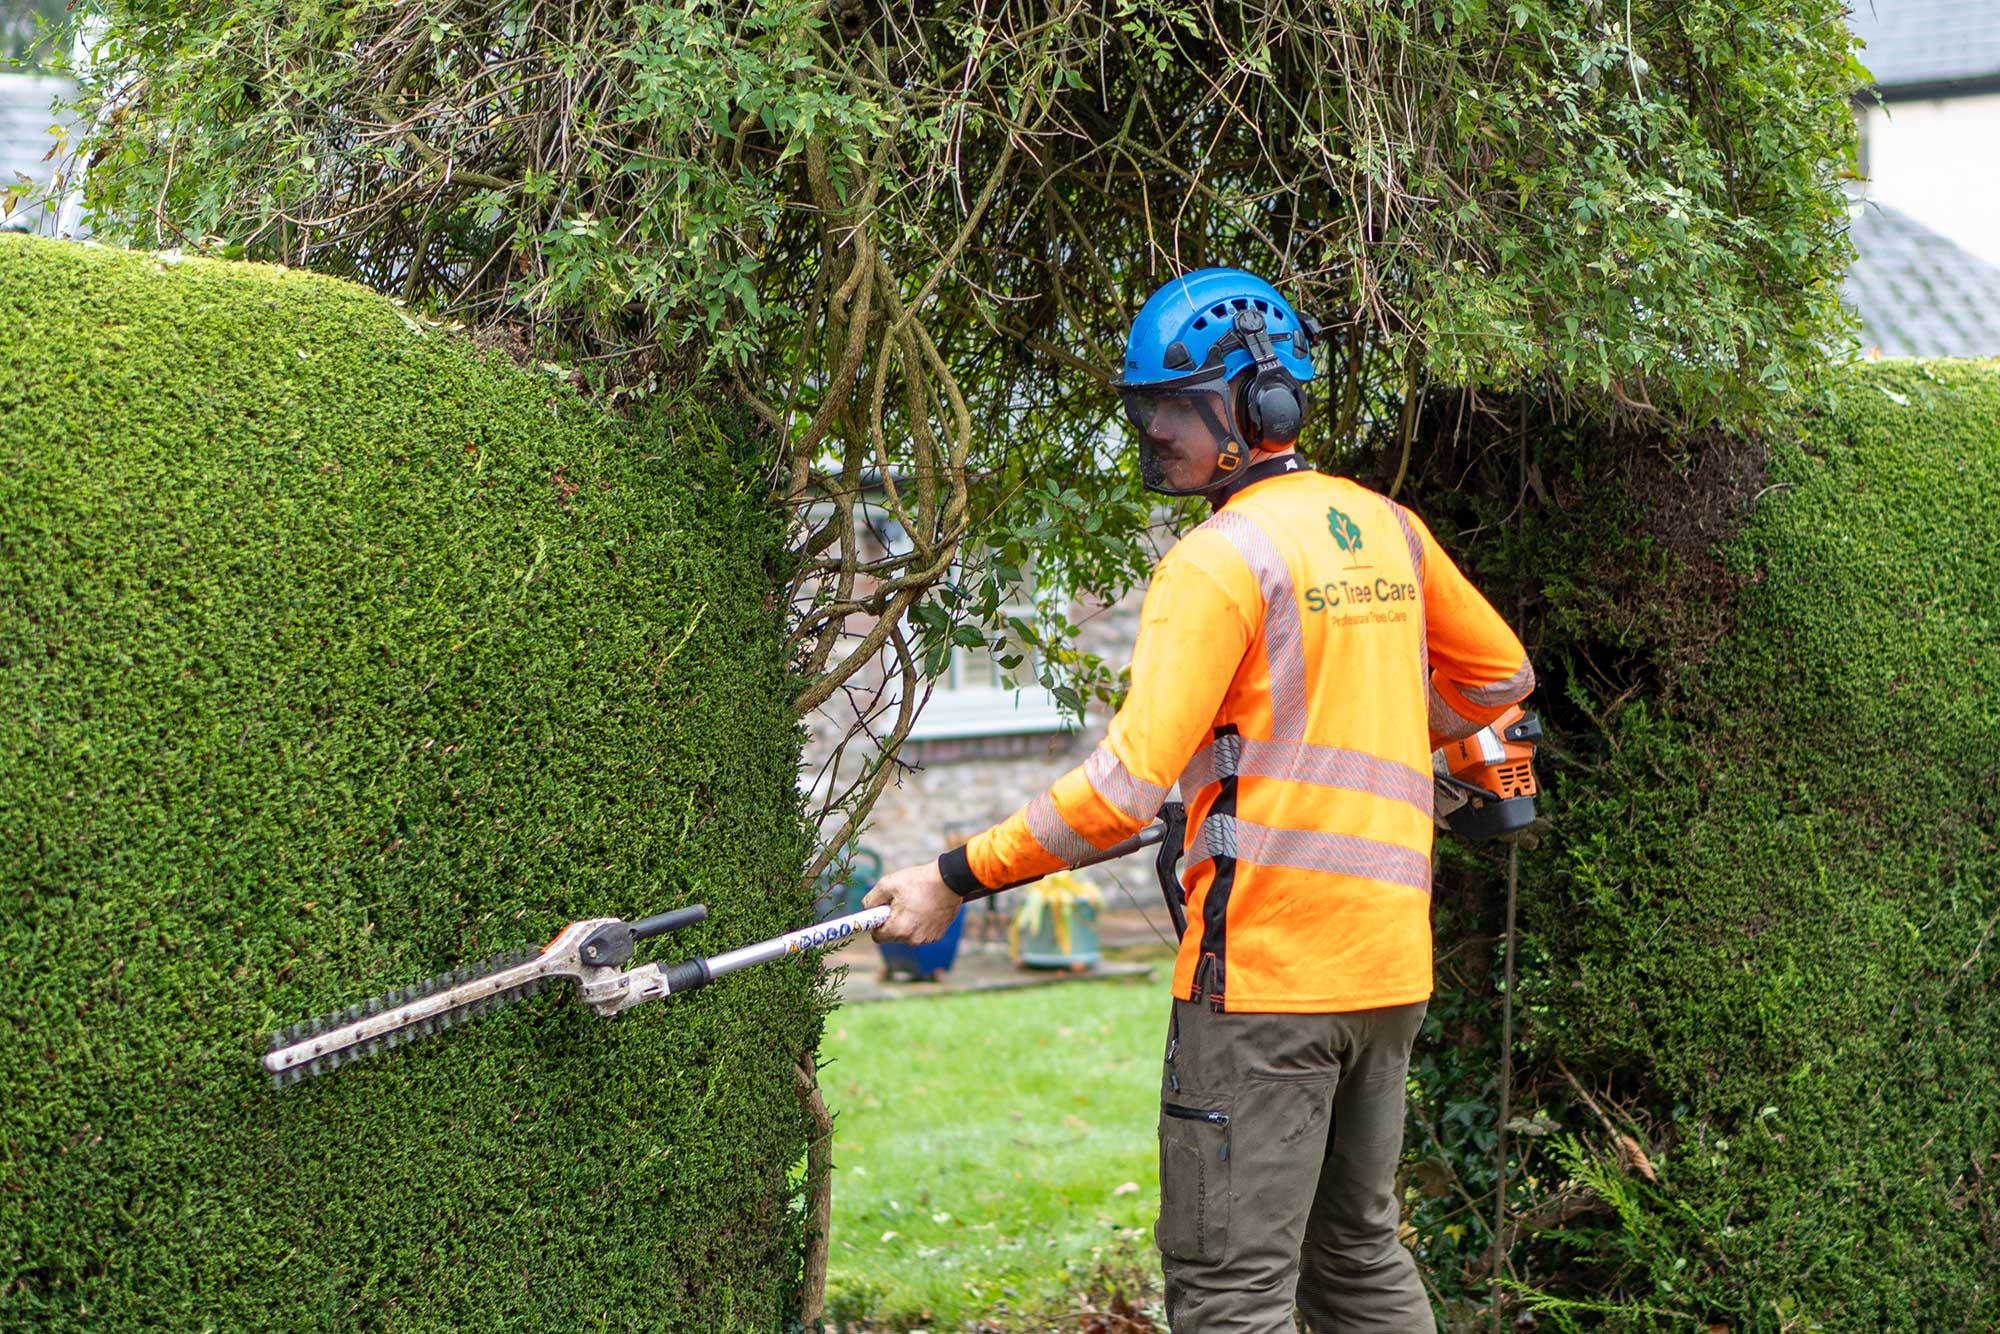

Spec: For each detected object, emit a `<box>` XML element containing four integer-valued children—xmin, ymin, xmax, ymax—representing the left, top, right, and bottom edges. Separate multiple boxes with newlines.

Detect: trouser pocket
<box><xmin>1156</xmin><ymin>1100</ymin><xmax>1231</xmax><ymax>1263</ymax></box>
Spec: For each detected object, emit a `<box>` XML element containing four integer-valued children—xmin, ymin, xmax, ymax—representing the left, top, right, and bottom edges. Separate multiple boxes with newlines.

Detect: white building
<box><xmin>0</xmin><ymin>71</ymin><xmax>75</xmax><ymax>235</ymax></box>
<box><xmin>1845</xmin><ymin>0</ymin><xmax>2000</xmax><ymax>355</ymax></box>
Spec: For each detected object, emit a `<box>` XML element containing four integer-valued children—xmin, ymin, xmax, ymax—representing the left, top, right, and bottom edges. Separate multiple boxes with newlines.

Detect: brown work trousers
<box><xmin>1154</xmin><ymin>997</ymin><xmax>1433</xmax><ymax>1333</ymax></box>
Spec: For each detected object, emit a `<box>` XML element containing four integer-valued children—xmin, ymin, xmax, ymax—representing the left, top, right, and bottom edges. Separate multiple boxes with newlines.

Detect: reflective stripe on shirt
<box><xmin>1188</xmin><ymin>813</ymin><xmax>1434</xmax><ymax>895</ymax></box>
<box><xmin>1462</xmin><ymin>659</ymin><xmax>1536</xmax><ymax>707</ymax></box>
<box><xmin>1083</xmin><ymin>743</ymin><xmax>1169</xmax><ymax>823</ymax></box>
<box><xmin>1025</xmin><ymin>789</ymin><xmax>1096</xmax><ymax>864</ymax></box>
<box><xmin>1428</xmin><ymin>680</ymin><xmax>1486</xmax><ymax>739</ymax></box>
<box><xmin>1203</xmin><ymin>511</ymin><xmax>1309</xmax><ymax>740</ymax></box>
<box><xmin>1180</xmin><ymin>735</ymin><xmax>1432</xmax><ymax>816</ymax></box>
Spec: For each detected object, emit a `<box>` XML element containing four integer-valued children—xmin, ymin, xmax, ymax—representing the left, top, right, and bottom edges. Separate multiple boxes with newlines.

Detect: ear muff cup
<box><xmin>1225</xmin><ymin>307</ymin><xmax>1307</xmax><ymax>450</ymax></box>
<box><xmin>1239</xmin><ymin>370</ymin><xmax>1306</xmax><ymax>449</ymax></box>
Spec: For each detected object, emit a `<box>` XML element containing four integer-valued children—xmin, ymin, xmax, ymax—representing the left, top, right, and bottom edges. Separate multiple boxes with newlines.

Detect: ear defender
<box><xmin>1231</xmin><ymin>308</ymin><xmax>1307</xmax><ymax>449</ymax></box>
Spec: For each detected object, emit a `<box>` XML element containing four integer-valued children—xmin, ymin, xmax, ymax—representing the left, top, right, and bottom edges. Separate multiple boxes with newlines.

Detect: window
<box><xmin>906</xmin><ymin>608</ymin><xmax>1076</xmax><ymax>741</ymax></box>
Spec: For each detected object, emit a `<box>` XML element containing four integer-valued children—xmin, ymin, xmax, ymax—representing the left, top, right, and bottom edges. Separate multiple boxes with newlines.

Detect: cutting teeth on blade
<box><xmin>263</xmin><ymin>945</ymin><xmax>562</xmax><ymax>1086</ymax></box>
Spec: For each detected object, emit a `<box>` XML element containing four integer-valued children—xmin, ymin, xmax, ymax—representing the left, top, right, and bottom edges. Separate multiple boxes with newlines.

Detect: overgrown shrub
<box><xmin>1406</xmin><ymin>362</ymin><xmax>2000</xmax><ymax>1329</ymax></box>
<box><xmin>58</xmin><ymin>1</ymin><xmax>1863</xmax><ymax>864</ymax></box>
<box><xmin>0</xmin><ymin>235</ymin><xmax>817</xmax><ymax>1330</ymax></box>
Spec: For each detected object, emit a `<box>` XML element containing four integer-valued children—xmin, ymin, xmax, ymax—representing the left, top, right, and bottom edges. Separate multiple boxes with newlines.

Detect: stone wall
<box><xmin>804</xmin><ymin>586</ymin><xmax>1148</xmax><ymax>883</ymax></box>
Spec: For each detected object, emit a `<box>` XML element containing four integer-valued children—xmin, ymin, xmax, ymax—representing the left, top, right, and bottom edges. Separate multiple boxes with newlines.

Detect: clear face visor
<box><xmin>1118</xmin><ymin>378</ymin><xmax>1244</xmax><ymax>496</ymax></box>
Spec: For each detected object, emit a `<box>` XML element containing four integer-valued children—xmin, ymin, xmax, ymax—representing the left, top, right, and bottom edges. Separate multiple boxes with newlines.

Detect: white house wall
<box><xmin>1860</xmin><ymin>93</ymin><xmax>2000</xmax><ymax>269</ymax></box>
<box><xmin>0</xmin><ymin>74</ymin><xmax>77</xmax><ymax>234</ymax></box>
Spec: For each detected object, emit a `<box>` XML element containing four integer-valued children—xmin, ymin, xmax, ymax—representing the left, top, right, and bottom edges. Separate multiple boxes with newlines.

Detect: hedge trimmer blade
<box><xmin>258</xmin><ymin>833</ymin><xmax>1182</xmax><ymax>1089</ymax></box>
<box><xmin>261</xmin><ymin>908</ymin><xmax>715</xmax><ymax>1088</ymax></box>
<box><xmin>262</xmin><ymin>946</ymin><xmax>553</xmax><ymax>1087</ymax></box>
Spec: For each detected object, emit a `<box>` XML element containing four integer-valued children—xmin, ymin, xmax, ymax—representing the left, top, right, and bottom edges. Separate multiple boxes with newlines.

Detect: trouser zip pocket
<box><xmin>1157</xmin><ymin>1097</ymin><xmax>1233</xmax><ymax>1263</ymax></box>
<box><xmin>1162</xmin><ymin>1103</ymin><xmax>1230</xmax><ymax>1128</ymax></box>
<box><xmin>1163</xmin><ymin>1103</ymin><xmax>1230</xmax><ymax>1162</ymax></box>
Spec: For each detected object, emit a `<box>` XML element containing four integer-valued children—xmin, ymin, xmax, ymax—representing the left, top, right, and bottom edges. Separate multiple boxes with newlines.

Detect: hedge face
<box><xmin>0</xmin><ymin>236</ymin><xmax>815</xmax><ymax>1330</ymax></box>
<box><xmin>1514</xmin><ymin>363</ymin><xmax>2000</xmax><ymax>1327</ymax></box>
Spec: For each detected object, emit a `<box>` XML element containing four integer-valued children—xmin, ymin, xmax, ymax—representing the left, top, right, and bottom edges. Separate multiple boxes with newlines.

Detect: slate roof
<box><xmin>0</xmin><ymin>72</ymin><xmax>76</xmax><ymax>234</ymax></box>
<box><xmin>1843</xmin><ymin>201</ymin><xmax>2000</xmax><ymax>357</ymax></box>
<box><xmin>1848</xmin><ymin>0</ymin><xmax>2000</xmax><ymax>95</ymax></box>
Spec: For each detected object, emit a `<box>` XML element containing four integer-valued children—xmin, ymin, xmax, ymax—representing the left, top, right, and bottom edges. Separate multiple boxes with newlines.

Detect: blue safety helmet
<box><xmin>1113</xmin><ymin>268</ymin><xmax>1320</xmax><ymax>496</ymax></box>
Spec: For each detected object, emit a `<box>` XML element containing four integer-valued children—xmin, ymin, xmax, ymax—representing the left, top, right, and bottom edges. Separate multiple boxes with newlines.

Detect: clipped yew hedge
<box><xmin>1549</xmin><ymin>362</ymin><xmax>1999</xmax><ymax>1326</ymax></box>
<box><xmin>0</xmin><ymin>235</ymin><xmax>816</xmax><ymax>1329</ymax></box>
<box><xmin>1412</xmin><ymin>361</ymin><xmax>2000</xmax><ymax>1329</ymax></box>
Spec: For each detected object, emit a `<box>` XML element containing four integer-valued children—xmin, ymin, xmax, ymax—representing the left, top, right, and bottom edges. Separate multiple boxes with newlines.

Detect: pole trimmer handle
<box><xmin>709</xmin><ymin>821</ymin><xmax>1178</xmax><ymax>988</ymax></box>
<box><xmin>631</xmin><ymin>906</ymin><xmax>710</xmax><ymax>941</ymax></box>
<box><xmin>577</xmin><ymin>904</ymin><xmax>710</xmax><ymax>969</ymax></box>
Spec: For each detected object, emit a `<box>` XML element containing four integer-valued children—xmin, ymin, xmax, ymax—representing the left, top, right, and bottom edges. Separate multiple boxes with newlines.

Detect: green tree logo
<box><xmin>1327</xmin><ymin>506</ymin><xmax>1364</xmax><ymax>564</ymax></box>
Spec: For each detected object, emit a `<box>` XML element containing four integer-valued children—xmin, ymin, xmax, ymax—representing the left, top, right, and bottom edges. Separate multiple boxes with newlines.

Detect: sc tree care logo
<box><xmin>1307</xmin><ymin>503</ymin><xmax>1416</xmax><ymax>613</ymax></box>
<box><xmin>1327</xmin><ymin>506</ymin><xmax>1365</xmax><ymax>568</ymax></box>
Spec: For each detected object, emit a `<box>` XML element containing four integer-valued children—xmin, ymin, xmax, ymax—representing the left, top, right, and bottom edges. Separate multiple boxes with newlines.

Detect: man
<box><xmin>865</xmin><ymin>268</ymin><xmax>1534</xmax><ymax>1332</ymax></box>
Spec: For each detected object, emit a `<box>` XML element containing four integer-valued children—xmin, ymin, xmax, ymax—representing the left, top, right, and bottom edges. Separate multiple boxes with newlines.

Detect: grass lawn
<box><xmin>819</xmin><ymin>970</ymin><xmax>1170</xmax><ymax>1330</ymax></box>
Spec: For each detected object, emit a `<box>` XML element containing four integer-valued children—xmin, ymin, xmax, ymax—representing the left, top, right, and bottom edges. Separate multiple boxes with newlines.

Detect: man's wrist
<box><xmin>937</xmin><ymin>846</ymin><xmax>987</xmax><ymax>898</ymax></box>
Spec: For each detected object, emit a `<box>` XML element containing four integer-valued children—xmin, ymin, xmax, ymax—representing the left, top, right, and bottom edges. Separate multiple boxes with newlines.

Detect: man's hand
<box><xmin>863</xmin><ymin>861</ymin><xmax>965</xmax><ymax>944</ymax></box>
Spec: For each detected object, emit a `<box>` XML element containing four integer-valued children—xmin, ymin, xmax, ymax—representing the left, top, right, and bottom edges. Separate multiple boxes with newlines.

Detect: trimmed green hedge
<box><xmin>1434</xmin><ymin>362</ymin><xmax>2000</xmax><ymax>1329</ymax></box>
<box><xmin>0</xmin><ymin>235</ymin><xmax>817</xmax><ymax>1329</ymax></box>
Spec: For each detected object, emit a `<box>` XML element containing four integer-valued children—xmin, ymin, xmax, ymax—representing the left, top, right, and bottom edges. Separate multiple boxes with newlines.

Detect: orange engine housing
<box><xmin>1441</xmin><ymin>706</ymin><xmax>1541</xmax><ymax>799</ymax></box>
<box><xmin>1436</xmin><ymin>707</ymin><xmax>1542</xmax><ymax>843</ymax></box>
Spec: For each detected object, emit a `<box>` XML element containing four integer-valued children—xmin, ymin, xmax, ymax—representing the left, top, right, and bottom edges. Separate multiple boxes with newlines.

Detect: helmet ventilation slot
<box><xmin>1193</xmin><ymin>298</ymin><xmax>1287</xmax><ymax>335</ymax></box>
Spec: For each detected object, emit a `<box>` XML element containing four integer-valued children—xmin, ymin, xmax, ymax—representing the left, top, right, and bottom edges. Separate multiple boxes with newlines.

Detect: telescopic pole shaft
<box><xmin>664</xmin><ymin>823</ymin><xmax>1172</xmax><ymax>995</ymax></box>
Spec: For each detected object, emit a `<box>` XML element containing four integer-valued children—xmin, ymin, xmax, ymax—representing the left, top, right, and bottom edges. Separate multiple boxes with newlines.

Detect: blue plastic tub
<box><xmin>872</xmin><ymin>904</ymin><xmax>967</xmax><ymax>981</ymax></box>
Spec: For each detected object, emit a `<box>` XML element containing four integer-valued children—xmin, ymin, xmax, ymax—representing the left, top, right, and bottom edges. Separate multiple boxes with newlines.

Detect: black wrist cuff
<box><xmin>938</xmin><ymin>846</ymin><xmax>986</xmax><ymax>898</ymax></box>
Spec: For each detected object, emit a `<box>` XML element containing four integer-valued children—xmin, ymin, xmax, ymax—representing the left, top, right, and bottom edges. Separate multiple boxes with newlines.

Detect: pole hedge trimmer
<box><xmin>261</xmin><ymin>827</ymin><xmax>1166</xmax><ymax>1087</ymax></box>
<box><xmin>263</xmin><ymin>712</ymin><xmax>1539</xmax><ymax>1087</ymax></box>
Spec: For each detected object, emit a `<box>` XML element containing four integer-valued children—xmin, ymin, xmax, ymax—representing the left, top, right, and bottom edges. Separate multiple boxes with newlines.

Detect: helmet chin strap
<box><xmin>1139</xmin><ymin>385</ymin><xmax>1309</xmax><ymax>501</ymax></box>
<box><xmin>1190</xmin><ymin>393</ymin><xmax>1248</xmax><ymax>493</ymax></box>
<box><xmin>1188</xmin><ymin>394</ymin><xmax>1307</xmax><ymax>507</ymax></box>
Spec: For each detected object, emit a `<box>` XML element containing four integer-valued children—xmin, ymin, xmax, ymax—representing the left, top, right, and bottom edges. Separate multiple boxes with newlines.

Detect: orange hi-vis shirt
<box><xmin>937</xmin><ymin>461</ymin><xmax>1534</xmax><ymax>1013</ymax></box>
